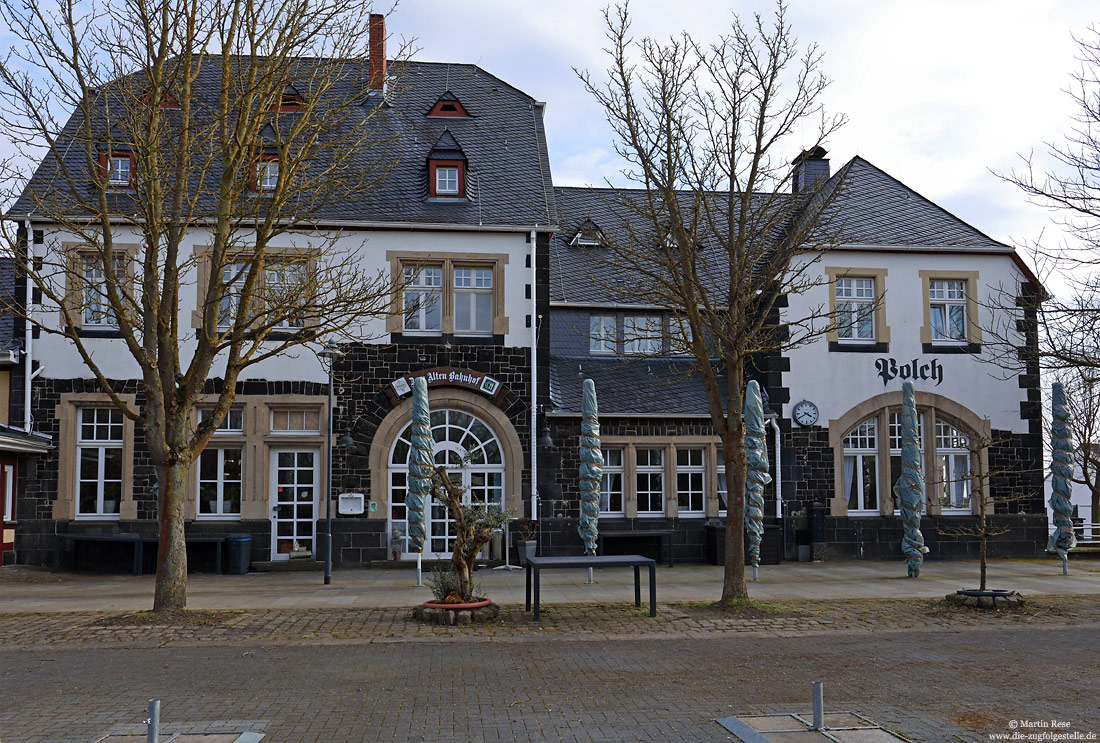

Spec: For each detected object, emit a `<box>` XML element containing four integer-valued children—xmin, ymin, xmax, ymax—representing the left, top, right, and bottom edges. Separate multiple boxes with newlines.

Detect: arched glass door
<box><xmin>389</xmin><ymin>409</ymin><xmax>505</xmax><ymax>558</ymax></box>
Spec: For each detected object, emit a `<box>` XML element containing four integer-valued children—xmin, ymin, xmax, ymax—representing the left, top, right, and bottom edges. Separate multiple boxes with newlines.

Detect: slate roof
<box><xmin>550</xmin><ymin>156</ymin><xmax>1013</xmax><ymax>304</ymax></box>
<box><xmin>549</xmin><ymin>357</ymin><xmax>724</xmax><ymax>416</ymax></box>
<box><xmin>9</xmin><ymin>59</ymin><xmax>557</xmax><ymax>229</ymax></box>
<box><xmin>806</xmin><ymin>156</ymin><xmax>1011</xmax><ymax>250</ymax></box>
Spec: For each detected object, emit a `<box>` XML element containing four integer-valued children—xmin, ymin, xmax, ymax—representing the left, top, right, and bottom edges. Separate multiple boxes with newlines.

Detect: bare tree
<box><xmin>1049</xmin><ymin>368</ymin><xmax>1100</xmax><ymax>525</ymax></box>
<box><xmin>996</xmin><ymin>25</ymin><xmax>1100</xmax><ymax>373</ymax></box>
<box><xmin>936</xmin><ymin>435</ymin><xmax>1034</xmax><ymax>592</ymax></box>
<box><xmin>578</xmin><ymin>1</ymin><xmax>845</xmax><ymax>604</ymax></box>
<box><xmin>0</xmin><ymin>0</ymin><xmax>411</xmax><ymax>611</ymax></box>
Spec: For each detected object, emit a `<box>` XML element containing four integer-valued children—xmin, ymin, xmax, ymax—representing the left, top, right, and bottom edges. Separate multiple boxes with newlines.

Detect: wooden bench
<box><xmin>524</xmin><ymin>554</ymin><xmax>657</xmax><ymax>621</ymax></box>
<box><xmin>54</xmin><ymin>534</ymin><xmax>227</xmax><ymax>575</ymax></box>
<box><xmin>598</xmin><ymin>530</ymin><xmax>674</xmax><ymax>567</ymax></box>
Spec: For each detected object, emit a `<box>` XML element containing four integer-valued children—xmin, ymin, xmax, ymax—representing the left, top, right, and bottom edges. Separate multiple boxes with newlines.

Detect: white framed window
<box><xmin>936</xmin><ymin>419</ymin><xmax>971</xmax><ymax>511</ymax></box>
<box><xmin>716</xmin><ymin>450</ymin><xmax>728</xmax><ymax>516</ymax></box>
<box><xmin>435</xmin><ymin>166</ymin><xmax>459</xmax><ymax>195</ymax></box>
<box><xmin>635</xmin><ymin>448</ymin><xmax>664</xmax><ymax>516</ymax></box>
<box><xmin>836</xmin><ymin>277</ymin><xmax>875</xmax><ymax>341</ymax></box>
<box><xmin>842</xmin><ymin>419</ymin><xmax>878</xmax><ymax>514</ymax></box>
<box><xmin>888</xmin><ymin>409</ymin><xmax>925</xmax><ymax>510</ymax></box>
<box><xmin>82</xmin><ymin>256</ymin><xmax>124</xmax><ymax>327</ymax></box>
<box><xmin>929</xmin><ymin>280</ymin><xmax>967</xmax><ymax>342</ymax></box>
<box><xmin>218</xmin><ymin>261</ymin><xmax>247</xmax><ymax>328</ymax></box>
<box><xmin>76</xmin><ymin>408</ymin><xmax>124</xmax><ymax>518</ymax></box>
<box><xmin>2</xmin><ymin>464</ymin><xmax>13</xmax><ymax>523</ymax></box>
<box><xmin>265</xmin><ymin>261</ymin><xmax>308</xmax><ymax>329</ymax></box>
<box><xmin>600</xmin><ymin>448</ymin><xmax>624</xmax><ymax>515</ymax></box>
<box><xmin>256</xmin><ymin>158</ymin><xmax>279</xmax><ymax>192</ymax></box>
<box><xmin>590</xmin><ymin>314</ymin><xmax>617</xmax><ymax>354</ymax></box>
<box><xmin>676</xmin><ymin>448</ymin><xmax>705</xmax><ymax>516</ymax></box>
<box><xmin>108</xmin><ymin>155</ymin><xmax>131</xmax><ymax>187</ymax></box>
<box><xmin>453</xmin><ymin>267</ymin><xmax>493</xmax><ymax>335</ymax></box>
<box><xmin>402</xmin><ymin>266</ymin><xmax>443</xmax><ymax>334</ymax></box>
<box><xmin>200</xmin><ymin>407</ymin><xmax>244</xmax><ymax>433</ymax></box>
<box><xmin>197</xmin><ymin>447</ymin><xmax>242</xmax><ymax>518</ymax></box>
<box><xmin>271</xmin><ymin>409</ymin><xmax>320</xmax><ymax>433</ymax></box>
<box><xmin>623</xmin><ymin>315</ymin><xmax>662</xmax><ymax>355</ymax></box>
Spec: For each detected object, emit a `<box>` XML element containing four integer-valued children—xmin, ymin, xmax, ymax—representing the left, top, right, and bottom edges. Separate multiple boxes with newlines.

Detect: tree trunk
<box><xmin>979</xmin><ymin>486</ymin><xmax>988</xmax><ymax>592</ymax></box>
<box><xmin>720</xmin><ymin>428</ymin><xmax>749</xmax><ymax>604</ymax></box>
<box><xmin>452</xmin><ymin>552</ymin><xmax>474</xmax><ymax>601</ymax></box>
<box><xmin>153</xmin><ymin>461</ymin><xmax>190</xmax><ymax>612</ymax></box>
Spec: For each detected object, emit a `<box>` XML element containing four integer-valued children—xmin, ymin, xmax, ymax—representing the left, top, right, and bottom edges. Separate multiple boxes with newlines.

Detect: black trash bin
<box><xmin>226</xmin><ymin>533</ymin><xmax>252</xmax><ymax>575</ymax></box>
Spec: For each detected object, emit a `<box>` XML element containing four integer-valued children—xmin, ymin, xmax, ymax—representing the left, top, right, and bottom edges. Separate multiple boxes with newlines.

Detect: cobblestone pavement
<box><xmin>1</xmin><ymin>598</ymin><xmax>1098</xmax><ymax>742</ymax></box>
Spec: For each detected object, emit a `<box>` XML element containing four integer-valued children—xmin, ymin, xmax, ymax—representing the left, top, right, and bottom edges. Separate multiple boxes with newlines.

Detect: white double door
<box><xmin>402</xmin><ymin>469</ymin><xmax>503</xmax><ymax>559</ymax></box>
<box><xmin>270</xmin><ymin>449</ymin><xmax>319</xmax><ymax>560</ymax></box>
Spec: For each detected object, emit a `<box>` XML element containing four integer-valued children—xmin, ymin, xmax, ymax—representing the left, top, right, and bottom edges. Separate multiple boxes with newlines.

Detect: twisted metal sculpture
<box><xmin>1047</xmin><ymin>382</ymin><xmax>1077</xmax><ymax>562</ymax></box>
<box><xmin>405</xmin><ymin>377</ymin><xmax>433</xmax><ymax>554</ymax></box>
<box><xmin>577</xmin><ymin>378</ymin><xmax>603</xmax><ymax>555</ymax></box>
<box><xmin>743</xmin><ymin>380</ymin><xmax>771</xmax><ymax>572</ymax></box>
<box><xmin>893</xmin><ymin>381</ymin><xmax>929</xmax><ymax>577</ymax></box>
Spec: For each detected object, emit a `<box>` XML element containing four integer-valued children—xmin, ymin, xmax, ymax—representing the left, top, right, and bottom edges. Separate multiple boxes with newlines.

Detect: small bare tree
<box><xmin>0</xmin><ymin>0</ymin><xmax>411</xmax><ymax>611</ymax></box>
<box><xmin>936</xmin><ymin>435</ymin><xmax>1034</xmax><ymax>592</ymax></box>
<box><xmin>578</xmin><ymin>1</ymin><xmax>846</xmax><ymax>603</ymax></box>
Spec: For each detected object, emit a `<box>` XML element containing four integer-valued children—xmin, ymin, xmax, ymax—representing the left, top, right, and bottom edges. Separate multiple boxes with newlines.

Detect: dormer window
<box><xmin>427</xmin><ymin>93</ymin><xmax>470</xmax><ymax>118</ymax></box>
<box><xmin>271</xmin><ymin>85</ymin><xmax>305</xmax><ymax>112</ymax></box>
<box><xmin>99</xmin><ymin>151</ymin><xmax>134</xmax><ymax>189</ymax></box>
<box><xmin>252</xmin><ymin>156</ymin><xmax>279</xmax><ymax>193</ymax></box>
<box><xmin>430</xmin><ymin>160</ymin><xmax>464</xmax><ymax>198</ymax></box>
<box><xmin>570</xmin><ymin>218</ymin><xmax>604</xmax><ymax>247</ymax></box>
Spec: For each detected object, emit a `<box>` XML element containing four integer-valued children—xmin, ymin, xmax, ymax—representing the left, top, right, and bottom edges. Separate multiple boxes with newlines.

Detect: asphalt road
<box><xmin>2</xmin><ymin>624</ymin><xmax>1097</xmax><ymax>743</ymax></box>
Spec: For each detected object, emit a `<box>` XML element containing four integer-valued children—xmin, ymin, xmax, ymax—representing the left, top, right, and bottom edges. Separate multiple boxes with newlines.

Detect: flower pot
<box><xmin>423</xmin><ymin>598</ymin><xmax>491</xmax><ymax>612</ymax></box>
<box><xmin>516</xmin><ymin>539</ymin><xmax>537</xmax><ymax>565</ymax></box>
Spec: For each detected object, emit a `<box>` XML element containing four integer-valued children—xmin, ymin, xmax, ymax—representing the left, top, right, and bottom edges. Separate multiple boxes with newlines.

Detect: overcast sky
<box><xmin>390</xmin><ymin>0</ymin><xmax>1097</xmax><ymax>254</ymax></box>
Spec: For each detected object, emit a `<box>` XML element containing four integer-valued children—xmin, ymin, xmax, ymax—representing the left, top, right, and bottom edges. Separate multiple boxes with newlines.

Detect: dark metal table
<box><xmin>524</xmin><ymin>554</ymin><xmax>657</xmax><ymax>621</ymax></box>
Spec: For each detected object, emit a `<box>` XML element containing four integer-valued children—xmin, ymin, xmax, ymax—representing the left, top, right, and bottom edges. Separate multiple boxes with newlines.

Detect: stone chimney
<box><xmin>791</xmin><ymin>146</ymin><xmax>830</xmax><ymax>193</ymax></box>
<box><xmin>369</xmin><ymin>14</ymin><xmax>386</xmax><ymax>92</ymax></box>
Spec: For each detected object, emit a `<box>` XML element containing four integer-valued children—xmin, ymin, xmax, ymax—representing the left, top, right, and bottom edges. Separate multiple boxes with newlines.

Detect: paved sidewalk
<box><xmin>2</xmin><ymin>557</ymin><xmax>1097</xmax><ymax>612</ymax></box>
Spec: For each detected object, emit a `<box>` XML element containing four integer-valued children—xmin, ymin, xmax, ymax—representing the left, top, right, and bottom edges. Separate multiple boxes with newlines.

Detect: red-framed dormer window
<box><xmin>251</xmin><ymin>155</ymin><xmax>280</xmax><ymax>193</ymax></box>
<box><xmin>429</xmin><ymin>160</ymin><xmax>464</xmax><ymax>198</ymax></box>
<box><xmin>140</xmin><ymin>91</ymin><xmax>180</xmax><ymax>109</ymax></box>
<box><xmin>270</xmin><ymin>94</ymin><xmax>305</xmax><ymax>112</ymax></box>
<box><xmin>427</xmin><ymin>98</ymin><xmax>469</xmax><ymax>118</ymax></box>
<box><xmin>98</xmin><ymin>151</ymin><xmax>135</xmax><ymax>189</ymax></box>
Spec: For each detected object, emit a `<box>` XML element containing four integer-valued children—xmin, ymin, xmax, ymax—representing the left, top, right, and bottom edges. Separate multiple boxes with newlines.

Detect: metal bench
<box><xmin>524</xmin><ymin>554</ymin><xmax>657</xmax><ymax>621</ymax></box>
<box><xmin>54</xmin><ymin>534</ymin><xmax>227</xmax><ymax>575</ymax></box>
<box><xmin>53</xmin><ymin>533</ymin><xmax>142</xmax><ymax>575</ymax></box>
<box><xmin>598</xmin><ymin>529</ymin><xmax>674</xmax><ymax>567</ymax></box>
<box><xmin>1073</xmin><ymin>522</ymin><xmax>1100</xmax><ymax>546</ymax></box>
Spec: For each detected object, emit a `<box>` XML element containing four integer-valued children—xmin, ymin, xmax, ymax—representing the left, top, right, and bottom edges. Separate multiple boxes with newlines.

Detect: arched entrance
<box><xmin>389</xmin><ymin>409</ymin><xmax>506</xmax><ymax>558</ymax></box>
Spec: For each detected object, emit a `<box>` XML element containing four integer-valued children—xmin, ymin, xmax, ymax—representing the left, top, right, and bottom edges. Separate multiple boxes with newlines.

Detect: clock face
<box><xmin>793</xmin><ymin>400</ymin><xmax>819</xmax><ymax>427</ymax></box>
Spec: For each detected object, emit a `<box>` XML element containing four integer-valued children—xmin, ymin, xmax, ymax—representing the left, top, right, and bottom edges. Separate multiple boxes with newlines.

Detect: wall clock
<box><xmin>792</xmin><ymin>400</ymin><xmax>819</xmax><ymax>427</ymax></box>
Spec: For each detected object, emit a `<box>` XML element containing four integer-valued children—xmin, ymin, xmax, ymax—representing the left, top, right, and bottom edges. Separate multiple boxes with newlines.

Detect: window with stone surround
<box><xmin>635</xmin><ymin>448</ymin><xmax>664</xmax><ymax>516</ymax></box>
<box><xmin>842</xmin><ymin>418</ymin><xmax>878</xmax><ymax>514</ymax></box>
<box><xmin>387</xmin><ymin>252</ymin><xmax>509</xmax><ymax>338</ymax></box>
<box><xmin>76</xmin><ymin>408</ymin><xmax>124</xmax><ymax>518</ymax></box>
<box><xmin>600</xmin><ymin>448</ymin><xmax>624</xmax><ymax>515</ymax></box>
<box><xmin>676</xmin><ymin>448</ymin><xmax>705</xmax><ymax>516</ymax></box>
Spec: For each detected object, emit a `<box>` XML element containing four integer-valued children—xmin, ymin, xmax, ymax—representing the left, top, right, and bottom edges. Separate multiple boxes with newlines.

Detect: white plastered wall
<box><xmin>783</xmin><ymin>249</ymin><xmax>1031</xmax><ymax>434</ymax></box>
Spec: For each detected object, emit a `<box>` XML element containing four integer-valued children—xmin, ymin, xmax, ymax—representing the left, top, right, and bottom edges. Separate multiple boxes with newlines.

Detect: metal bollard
<box><xmin>811</xmin><ymin>682</ymin><xmax>824</xmax><ymax>730</ymax></box>
<box><xmin>146</xmin><ymin>699</ymin><xmax>160</xmax><ymax>743</ymax></box>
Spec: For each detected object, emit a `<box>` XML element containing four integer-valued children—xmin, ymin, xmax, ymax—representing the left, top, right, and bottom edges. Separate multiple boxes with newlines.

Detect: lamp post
<box><xmin>318</xmin><ymin>345</ymin><xmax>343</xmax><ymax>585</ymax></box>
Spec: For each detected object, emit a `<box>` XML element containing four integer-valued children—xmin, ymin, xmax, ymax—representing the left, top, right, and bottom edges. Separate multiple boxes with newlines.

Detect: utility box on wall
<box><xmin>338</xmin><ymin>493</ymin><xmax>365</xmax><ymax>516</ymax></box>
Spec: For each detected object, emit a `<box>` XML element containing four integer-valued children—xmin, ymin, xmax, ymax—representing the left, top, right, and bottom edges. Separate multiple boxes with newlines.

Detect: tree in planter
<box><xmin>578</xmin><ymin>1</ymin><xmax>846</xmax><ymax>603</ymax></box>
<box><xmin>0</xmin><ymin>0</ymin><xmax>409</xmax><ymax>611</ymax></box>
<box><xmin>407</xmin><ymin>377</ymin><xmax>507</xmax><ymax>602</ymax></box>
<box><xmin>936</xmin><ymin>433</ymin><xmax>1033</xmax><ymax>591</ymax></box>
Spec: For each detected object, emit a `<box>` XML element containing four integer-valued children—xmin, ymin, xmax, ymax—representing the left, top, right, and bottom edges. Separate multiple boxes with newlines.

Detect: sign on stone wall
<box><xmin>875</xmin><ymin>357</ymin><xmax>944</xmax><ymax>386</ymax></box>
<box><xmin>386</xmin><ymin>367</ymin><xmax>506</xmax><ymax>404</ymax></box>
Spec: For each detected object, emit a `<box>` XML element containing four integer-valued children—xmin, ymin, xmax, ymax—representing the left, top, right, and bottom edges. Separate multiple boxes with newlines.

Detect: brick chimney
<box><xmin>369</xmin><ymin>14</ymin><xmax>386</xmax><ymax>92</ymax></box>
<box><xmin>791</xmin><ymin>146</ymin><xmax>830</xmax><ymax>193</ymax></box>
